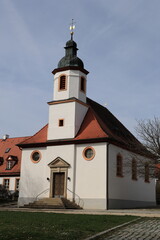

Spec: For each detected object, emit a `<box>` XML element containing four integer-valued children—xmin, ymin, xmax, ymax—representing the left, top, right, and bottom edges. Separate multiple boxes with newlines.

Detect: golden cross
<box><xmin>69</xmin><ymin>19</ymin><xmax>76</xmax><ymax>40</ymax></box>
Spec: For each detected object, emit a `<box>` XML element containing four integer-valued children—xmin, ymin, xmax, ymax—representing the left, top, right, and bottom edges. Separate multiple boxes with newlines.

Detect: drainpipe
<box><xmin>106</xmin><ymin>143</ymin><xmax>110</xmax><ymax>210</ymax></box>
<box><xmin>72</xmin><ymin>144</ymin><xmax>77</xmax><ymax>202</ymax></box>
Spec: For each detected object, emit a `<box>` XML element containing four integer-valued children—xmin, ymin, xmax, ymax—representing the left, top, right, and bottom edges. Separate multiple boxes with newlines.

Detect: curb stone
<box><xmin>83</xmin><ymin>217</ymin><xmax>141</xmax><ymax>240</ymax></box>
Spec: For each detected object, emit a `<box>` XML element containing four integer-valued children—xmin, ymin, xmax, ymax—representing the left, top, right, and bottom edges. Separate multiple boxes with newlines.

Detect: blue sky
<box><xmin>0</xmin><ymin>0</ymin><xmax>160</xmax><ymax>138</ymax></box>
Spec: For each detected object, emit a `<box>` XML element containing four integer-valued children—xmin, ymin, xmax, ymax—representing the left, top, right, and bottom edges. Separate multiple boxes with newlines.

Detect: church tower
<box><xmin>47</xmin><ymin>27</ymin><xmax>89</xmax><ymax>140</ymax></box>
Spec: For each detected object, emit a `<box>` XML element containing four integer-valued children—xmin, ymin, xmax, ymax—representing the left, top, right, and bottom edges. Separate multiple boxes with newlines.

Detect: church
<box><xmin>17</xmin><ymin>31</ymin><xmax>156</xmax><ymax>209</ymax></box>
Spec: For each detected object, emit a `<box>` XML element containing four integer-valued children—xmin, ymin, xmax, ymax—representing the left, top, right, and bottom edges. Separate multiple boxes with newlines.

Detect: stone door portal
<box><xmin>48</xmin><ymin>157</ymin><xmax>70</xmax><ymax>199</ymax></box>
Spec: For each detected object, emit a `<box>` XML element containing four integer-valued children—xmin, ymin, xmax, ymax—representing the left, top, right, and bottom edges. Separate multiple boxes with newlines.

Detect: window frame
<box><xmin>30</xmin><ymin>150</ymin><xmax>42</xmax><ymax>163</ymax></box>
<box><xmin>58</xmin><ymin>75</ymin><xmax>67</xmax><ymax>91</ymax></box>
<box><xmin>80</xmin><ymin>76</ymin><xmax>86</xmax><ymax>93</ymax></box>
<box><xmin>116</xmin><ymin>154</ymin><xmax>123</xmax><ymax>177</ymax></box>
<box><xmin>5</xmin><ymin>148</ymin><xmax>11</xmax><ymax>153</ymax></box>
<box><xmin>82</xmin><ymin>146</ymin><xmax>95</xmax><ymax>161</ymax></box>
<box><xmin>131</xmin><ymin>158</ymin><xmax>137</xmax><ymax>180</ymax></box>
<box><xmin>59</xmin><ymin>119</ymin><xmax>64</xmax><ymax>127</ymax></box>
<box><xmin>3</xmin><ymin>178</ymin><xmax>10</xmax><ymax>190</ymax></box>
<box><xmin>6</xmin><ymin>160</ymin><xmax>15</xmax><ymax>170</ymax></box>
<box><xmin>15</xmin><ymin>178</ymin><xmax>20</xmax><ymax>191</ymax></box>
<box><xmin>144</xmin><ymin>162</ymin><xmax>150</xmax><ymax>183</ymax></box>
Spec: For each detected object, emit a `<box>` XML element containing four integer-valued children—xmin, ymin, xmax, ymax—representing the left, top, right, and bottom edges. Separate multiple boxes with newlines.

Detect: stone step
<box><xmin>62</xmin><ymin>198</ymin><xmax>82</xmax><ymax>209</ymax></box>
<box><xmin>22</xmin><ymin>197</ymin><xmax>82</xmax><ymax>209</ymax></box>
<box><xmin>23</xmin><ymin>204</ymin><xmax>65</xmax><ymax>209</ymax></box>
<box><xmin>35</xmin><ymin>198</ymin><xmax>63</xmax><ymax>205</ymax></box>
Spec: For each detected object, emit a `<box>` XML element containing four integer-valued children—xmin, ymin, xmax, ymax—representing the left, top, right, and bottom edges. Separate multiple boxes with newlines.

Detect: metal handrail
<box><xmin>35</xmin><ymin>188</ymin><xmax>49</xmax><ymax>201</ymax></box>
<box><xmin>67</xmin><ymin>188</ymin><xmax>84</xmax><ymax>208</ymax></box>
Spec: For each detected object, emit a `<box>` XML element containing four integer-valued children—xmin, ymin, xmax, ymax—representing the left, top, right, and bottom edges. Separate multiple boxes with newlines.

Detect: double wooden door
<box><xmin>53</xmin><ymin>172</ymin><xmax>65</xmax><ymax>198</ymax></box>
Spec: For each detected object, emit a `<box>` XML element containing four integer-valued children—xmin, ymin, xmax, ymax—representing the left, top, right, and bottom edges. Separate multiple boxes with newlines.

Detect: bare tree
<box><xmin>135</xmin><ymin>117</ymin><xmax>160</xmax><ymax>159</ymax></box>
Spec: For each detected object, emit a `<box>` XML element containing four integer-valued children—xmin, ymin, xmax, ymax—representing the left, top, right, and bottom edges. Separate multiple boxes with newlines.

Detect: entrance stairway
<box><xmin>22</xmin><ymin>198</ymin><xmax>82</xmax><ymax>209</ymax></box>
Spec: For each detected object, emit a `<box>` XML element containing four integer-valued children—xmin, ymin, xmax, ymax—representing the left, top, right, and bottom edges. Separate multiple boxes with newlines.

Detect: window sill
<box><xmin>132</xmin><ymin>178</ymin><xmax>138</xmax><ymax>181</ymax></box>
<box><xmin>145</xmin><ymin>180</ymin><xmax>150</xmax><ymax>183</ymax></box>
<box><xmin>116</xmin><ymin>175</ymin><xmax>124</xmax><ymax>178</ymax></box>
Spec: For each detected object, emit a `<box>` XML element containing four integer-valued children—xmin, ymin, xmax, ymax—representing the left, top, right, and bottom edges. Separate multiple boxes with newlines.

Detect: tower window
<box><xmin>59</xmin><ymin>119</ymin><xmax>64</xmax><ymax>127</ymax></box>
<box><xmin>80</xmin><ymin>77</ymin><xmax>86</xmax><ymax>92</ymax></box>
<box><xmin>59</xmin><ymin>75</ymin><xmax>67</xmax><ymax>91</ymax></box>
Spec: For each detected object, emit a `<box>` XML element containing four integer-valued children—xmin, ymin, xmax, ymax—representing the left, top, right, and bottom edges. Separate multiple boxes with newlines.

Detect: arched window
<box><xmin>145</xmin><ymin>163</ymin><xmax>150</xmax><ymax>182</ymax></box>
<box><xmin>132</xmin><ymin>159</ymin><xmax>137</xmax><ymax>180</ymax></box>
<box><xmin>80</xmin><ymin>77</ymin><xmax>86</xmax><ymax>92</ymax></box>
<box><xmin>59</xmin><ymin>75</ymin><xmax>67</xmax><ymax>91</ymax></box>
<box><xmin>116</xmin><ymin>154</ymin><xmax>123</xmax><ymax>177</ymax></box>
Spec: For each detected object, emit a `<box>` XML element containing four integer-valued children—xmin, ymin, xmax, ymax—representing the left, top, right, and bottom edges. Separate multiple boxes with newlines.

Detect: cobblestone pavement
<box><xmin>102</xmin><ymin>219</ymin><xmax>160</xmax><ymax>240</ymax></box>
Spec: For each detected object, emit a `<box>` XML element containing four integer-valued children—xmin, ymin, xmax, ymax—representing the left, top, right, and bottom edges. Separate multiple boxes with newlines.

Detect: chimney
<box><xmin>2</xmin><ymin>134</ymin><xmax>9</xmax><ymax>141</ymax></box>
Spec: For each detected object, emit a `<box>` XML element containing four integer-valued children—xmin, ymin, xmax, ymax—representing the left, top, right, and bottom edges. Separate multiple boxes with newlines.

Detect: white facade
<box><xmin>47</xmin><ymin>100</ymin><xmax>88</xmax><ymax>140</ymax></box>
<box><xmin>18</xmin><ymin>142</ymin><xmax>156</xmax><ymax>209</ymax></box>
<box><xmin>0</xmin><ymin>177</ymin><xmax>19</xmax><ymax>192</ymax></box>
<box><xmin>53</xmin><ymin>69</ymin><xmax>87</xmax><ymax>103</ymax></box>
<box><xmin>18</xmin><ymin>38</ymin><xmax>156</xmax><ymax>209</ymax></box>
<box><xmin>108</xmin><ymin>144</ymin><xmax>156</xmax><ymax>208</ymax></box>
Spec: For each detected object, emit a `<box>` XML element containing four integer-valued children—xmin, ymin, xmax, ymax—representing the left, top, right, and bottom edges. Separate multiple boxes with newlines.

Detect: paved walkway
<box><xmin>1</xmin><ymin>206</ymin><xmax>160</xmax><ymax>217</ymax></box>
<box><xmin>101</xmin><ymin>219</ymin><xmax>160</xmax><ymax>240</ymax></box>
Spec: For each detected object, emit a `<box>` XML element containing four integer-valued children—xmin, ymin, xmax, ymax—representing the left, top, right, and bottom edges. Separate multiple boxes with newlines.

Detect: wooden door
<box><xmin>53</xmin><ymin>172</ymin><xmax>65</xmax><ymax>197</ymax></box>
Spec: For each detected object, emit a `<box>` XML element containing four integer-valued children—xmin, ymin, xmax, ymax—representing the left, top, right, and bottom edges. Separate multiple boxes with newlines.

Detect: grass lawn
<box><xmin>0</xmin><ymin>211</ymin><xmax>138</xmax><ymax>240</ymax></box>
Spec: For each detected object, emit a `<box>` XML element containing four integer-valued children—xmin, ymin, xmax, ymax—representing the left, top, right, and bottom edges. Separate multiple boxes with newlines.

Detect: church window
<box><xmin>116</xmin><ymin>154</ymin><xmax>123</xmax><ymax>177</ymax></box>
<box><xmin>83</xmin><ymin>147</ymin><xmax>95</xmax><ymax>161</ymax></box>
<box><xmin>31</xmin><ymin>150</ymin><xmax>41</xmax><ymax>163</ymax></box>
<box><xmin>80</xmin><ymin>77</ymin><xmax>86</xmax><ymax>92</ymax></box>
<box><xmin>59</xmin><ymin>119</ymin><xmax>64</xmax><ymax>127</ymax></box>
<box><xmin>3</xmin><ymin>178</ymin><xmax>10</xmax><ymax>190</ymax></box>
<box><xmin>144</xmin><ymin>163</ymin><xmax>150</xmax><ymax>182</ymax></box>
<box><xmin>59</xmin><ymin>75</ymin><xmax>67</xmax><ymax>91</ymax></box>
<box><xmin>132</xmin><ymin>158</ymin><xmax>137</xmax><ymax>180</ymax></box>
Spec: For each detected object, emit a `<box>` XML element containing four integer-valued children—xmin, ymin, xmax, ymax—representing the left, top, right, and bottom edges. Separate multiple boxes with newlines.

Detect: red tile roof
<box><xmin>0</xmin><ymin>136</ymin><xmax>30</xmax><ymax>176</ymax></box>
<box><xmin>18</xmin><ymin>98</ymin><xmax>149</xmax><ymax>155</ymax></box>
<box><xmin>19</xmin><ymin>125</ymin><xmax>48</xmax><ymax>145</ymax></box>
<box><xmin>75</xmin><ymin>107</ymin><xmax>108</xmax><ymax>140</ymax></box>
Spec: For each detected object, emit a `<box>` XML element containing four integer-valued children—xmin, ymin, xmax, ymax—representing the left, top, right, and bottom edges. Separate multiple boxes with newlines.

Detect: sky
<box><xmin>0</xmin><ymin>0</ymin><xmax>160</xmax><ymax>139</ymax></box>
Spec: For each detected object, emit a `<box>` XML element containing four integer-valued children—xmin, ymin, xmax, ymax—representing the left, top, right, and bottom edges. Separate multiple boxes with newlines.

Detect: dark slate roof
<box><xmin>86</xmin><ymin>98</ymin><xmax>145</xmax><ymax>153</ymax></box>
<box><xmin>57</xmin><ymin>39</ymin><xmax>84</xmax><ymax>69</ymax></box>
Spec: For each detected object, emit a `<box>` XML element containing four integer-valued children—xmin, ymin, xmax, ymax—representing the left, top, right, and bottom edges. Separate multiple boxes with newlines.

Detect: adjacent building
<box><xmin>0</xmin><ymin>135</ymin><xmax>29</xmax><ymax>194</ymax></box>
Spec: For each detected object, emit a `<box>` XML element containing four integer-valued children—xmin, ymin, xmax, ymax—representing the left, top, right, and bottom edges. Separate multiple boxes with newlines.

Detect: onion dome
<box><xmin>58</xmin><ymin>39</ymin><xmax>84</xmax><ymax>68</ymax></box>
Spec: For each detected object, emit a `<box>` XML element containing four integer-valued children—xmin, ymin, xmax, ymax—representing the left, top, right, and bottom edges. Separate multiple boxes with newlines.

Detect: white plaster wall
<box><xmin>108</xmin><ymin>144</ymin><xmax>156</xmax><ymax>204</ymax></box>
<box><xmin>53</xmin><ymin>70</ymin><xmax>87</xmax><ymax>102</ymax></box>
<box><xmin>75</xmin><ymin>143</ymin><xmax>107</xmax><ymax>209</ymax></box>
<box><xmin>48</xmin><ymin>102</ymin><xmax>75</xmax><ymax>140</ymax></box>
<box><xmin>48</xmin><ymin>101</ymin><xmax>88</xmax><ymax>140</ymax></box>
<box><xmin>75</xmin><ymin>101</ymin><xmax>88</xmax><ymax>136</ymax></box>
<box><xmin>18</xmin><ymin>145</ymin><xmax>75</xmax><ymax>205</ymax></box>
<box><xmin>0</xmin><ymin>176</ymin><xmax>18</xmax><ymax>191</ymax></box>
<box><xmin>46</xmin><ymin>144</ymin><xmax>75</xmax><ymax>199</ymax></box>
<box><xmin>19</xmin><ymin>147</ymin><xmax>48</xmax><ymax>201</ymax></box>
